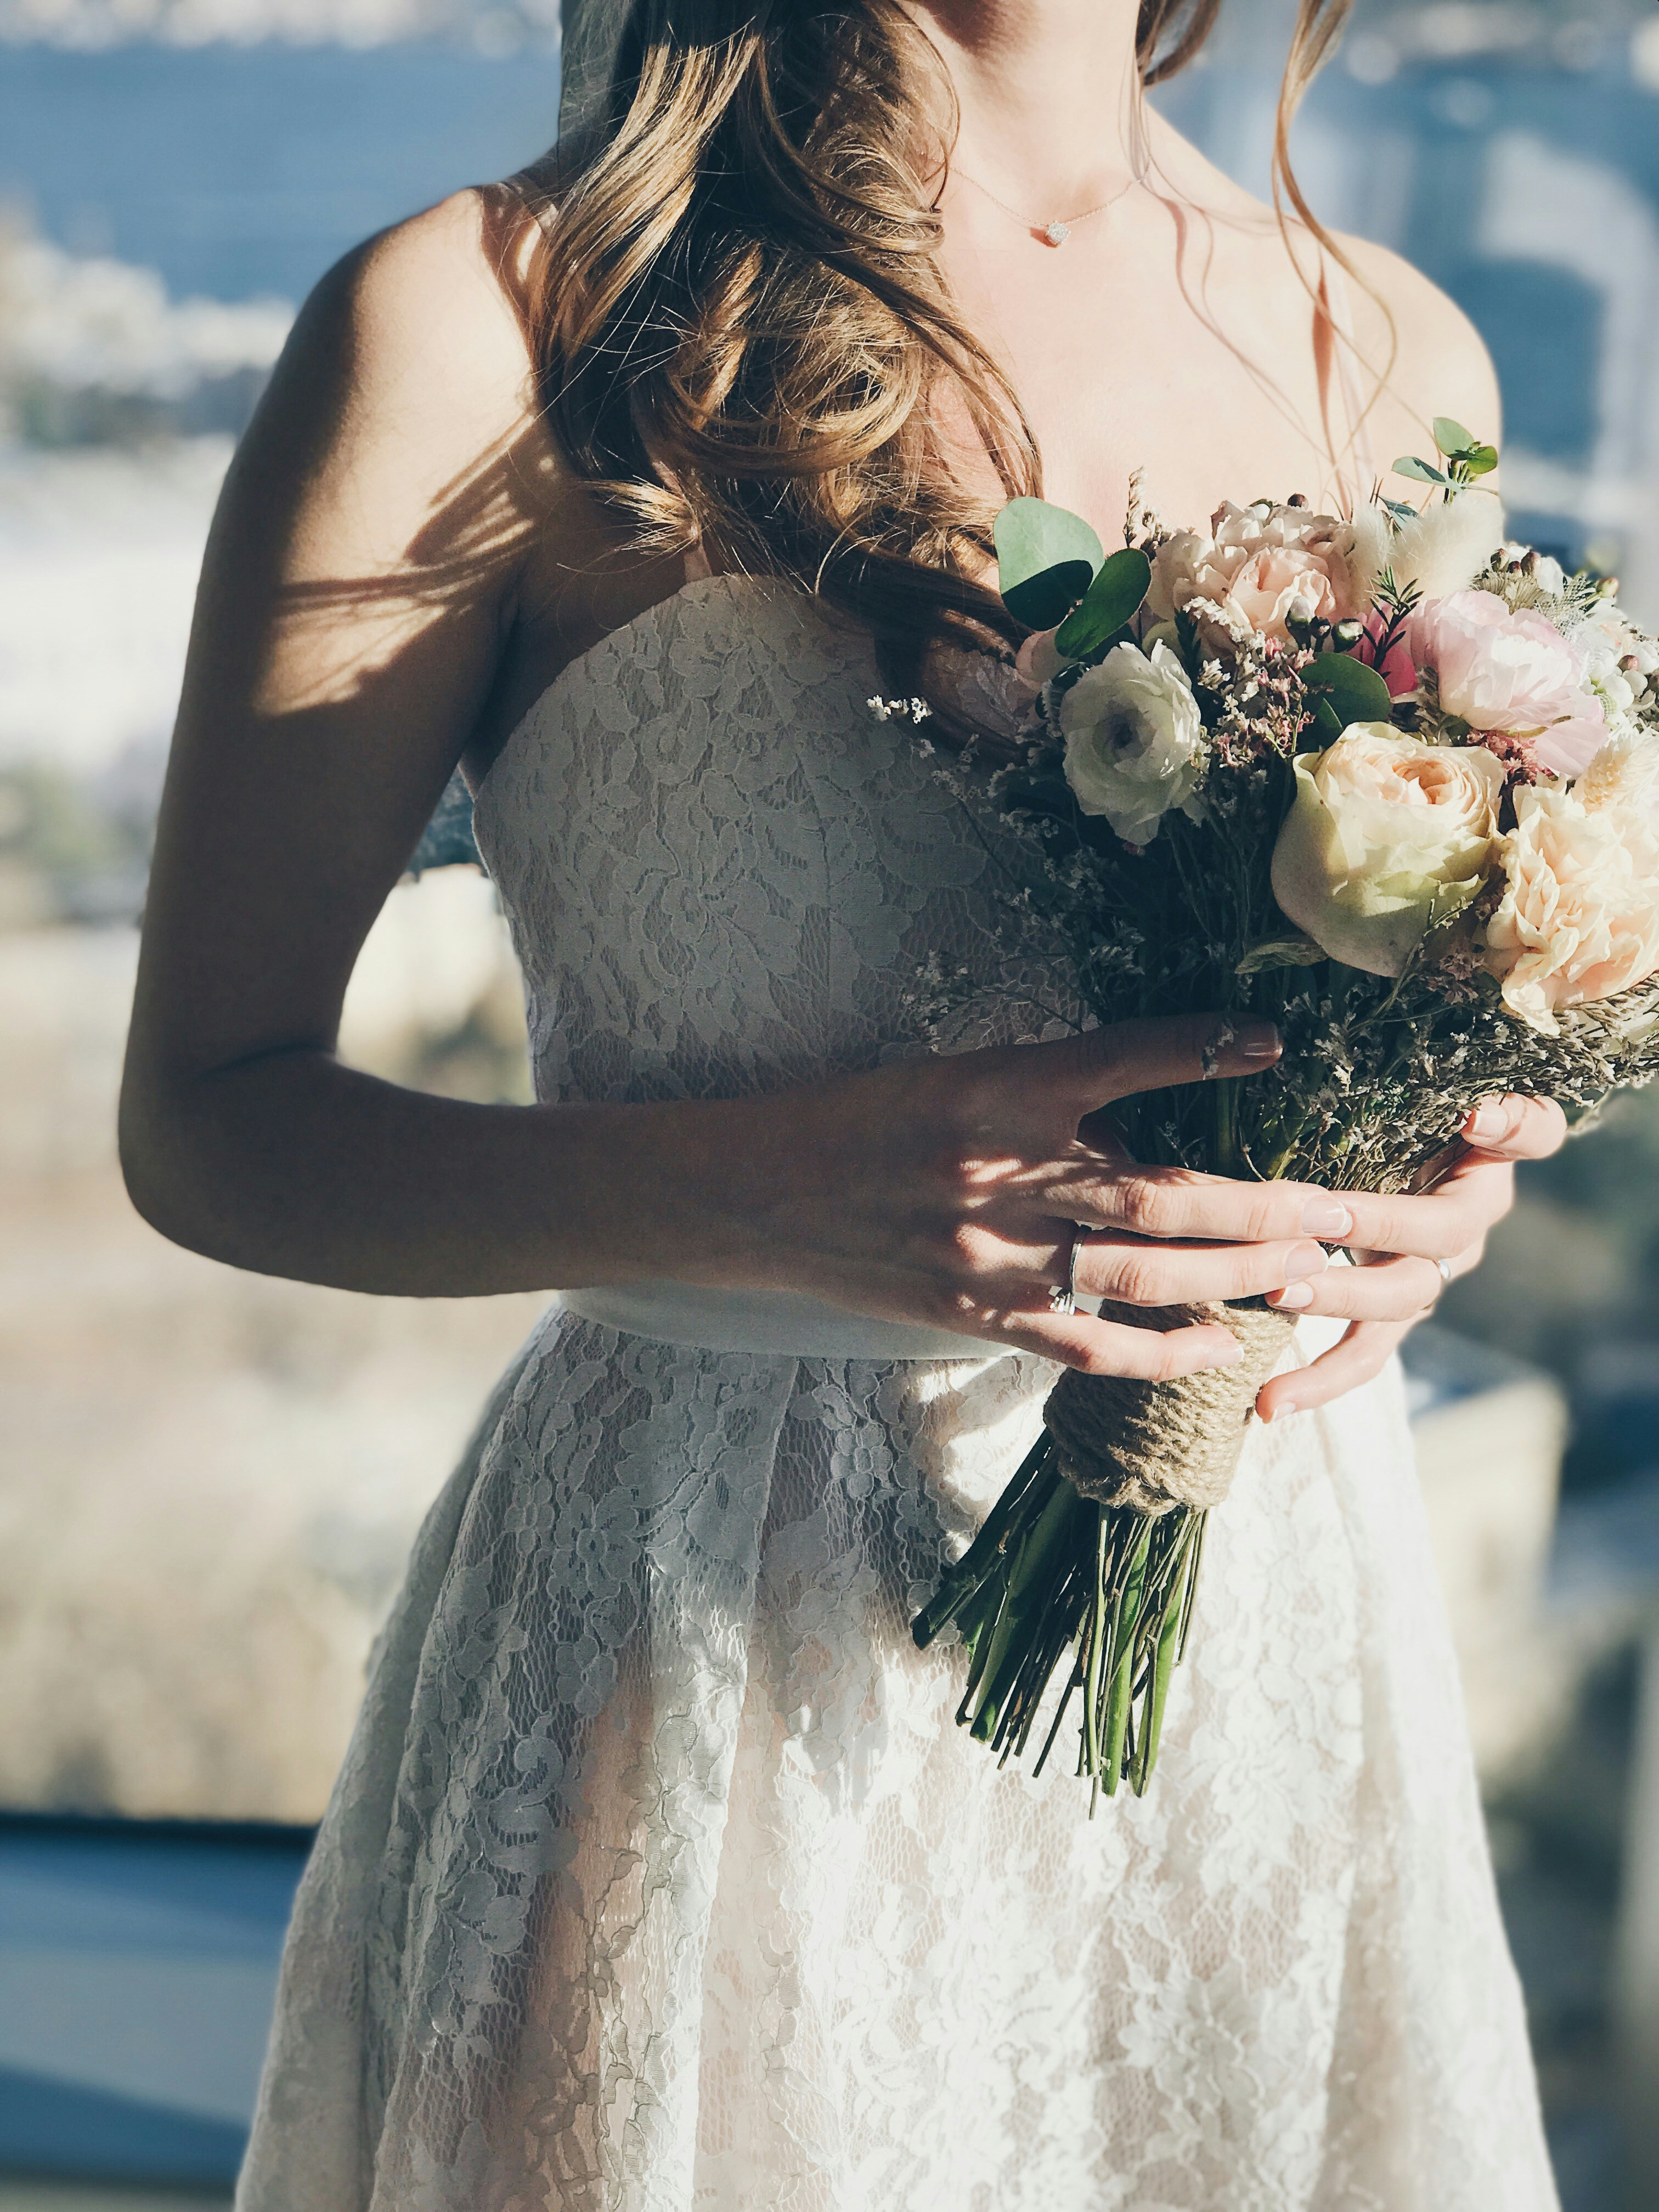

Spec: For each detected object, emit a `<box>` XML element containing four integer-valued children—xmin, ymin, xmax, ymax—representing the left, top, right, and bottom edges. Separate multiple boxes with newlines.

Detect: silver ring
<box><xmin>1436</xmin><ymin>1257</ymin><xmax>1454</xmax><ymax>1285</ymax></box>
<box><xmin>1049</xmin><ymin>1227</ymin><xmax>1085</xmax><ymax>1316</ymax></box>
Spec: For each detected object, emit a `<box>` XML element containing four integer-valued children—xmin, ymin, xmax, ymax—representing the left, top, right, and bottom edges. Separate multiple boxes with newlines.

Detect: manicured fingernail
<box><xmin>1265</xmin><ymin>1397</ymin><xmax>1299</xmax><ymax>1423</ymax></box>
<box><xmin>1284</xmin><ymin>1241</ymin><xmax>1327</xmax><ymax>1281</ymax></box>
<box><xmin>1201</xmin><ymin>1019</ymin><xmax>1280</xmax><ymax>1077</ymax></box>
<box><xmin>1235</xmin><ymin>1021</ymin><xmax>1282</xmax><ymax>1060</ymax></box>
<box><xmin>1466</xmin><ymin>1101</ymin><xmax>1509</xmax><ymax>1141</ymax></box>
<box><xmin>1301</xmin><ymin>1197</ymin><xmax>1353</xmax><ymax>1237</ymax></box>
<box><xmin>1269</xmin><ymin>1282</ymin><xmax>1314</xmax><ymax>1310</ymax></box>
<box><xmin>1204</xmin><ymin>1334</ymin><xmax>1244</xmax><ymax>1365</ymax></box>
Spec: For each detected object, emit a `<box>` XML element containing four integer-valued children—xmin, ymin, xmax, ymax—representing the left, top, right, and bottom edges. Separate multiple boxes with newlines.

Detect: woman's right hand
<box><xmin>698</xmin><ymin>1012</ymin><xmax>1352</xmax><ymax>1378</ymax></box>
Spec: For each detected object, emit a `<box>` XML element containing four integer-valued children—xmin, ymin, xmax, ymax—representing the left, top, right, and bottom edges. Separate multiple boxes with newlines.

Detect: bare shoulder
<box><xmin>1331</xmin><ymin>230</ymin><xmax>1503</xmax><ymax>464</ymax></box>
<box><xmin>1150</xmin><ymin>119</ymin><xmax>1500</xmax><ymax>483</ymax></box>
<box><xmin>255</xmin><ymin>187</ymin><xmax>551</xmax><ymax>515</ymax></box>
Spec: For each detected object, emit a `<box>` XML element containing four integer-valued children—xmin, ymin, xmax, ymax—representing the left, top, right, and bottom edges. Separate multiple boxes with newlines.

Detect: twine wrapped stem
<box><xmin>1044</xmin><ymin>1301</ymin><xmax>1298</xmax><ymax>1515</ymax></box>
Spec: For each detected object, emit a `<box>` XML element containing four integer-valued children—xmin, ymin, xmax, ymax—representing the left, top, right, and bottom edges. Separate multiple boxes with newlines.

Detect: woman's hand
<box><xmin>1253</xmin><ymin>1093</ymin><xmax>1568</xmax><ymax>1421</ymax></box>
<box><xmin>714</xmin><ymin>1010</ymin><xmax>1357</xmax><ymax>1379</ymax></box>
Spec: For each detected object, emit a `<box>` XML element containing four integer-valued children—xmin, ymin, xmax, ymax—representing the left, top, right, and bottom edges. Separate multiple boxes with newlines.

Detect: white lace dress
<box><xmin>238</xmin><ymin>574</ymin><xmax>1558</xmax><ymax>2212</ymax></box>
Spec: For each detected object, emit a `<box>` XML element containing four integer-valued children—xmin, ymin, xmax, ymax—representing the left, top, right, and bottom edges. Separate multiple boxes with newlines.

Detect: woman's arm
<box><xmin>118</xmin><ymin>191</ymin><xmax>1314</xmax><ymax>1364</ymax></box>
<box><xmin>120</xmin><ymin>190</ymin><xmax>619</xmax><ymax>1294</ymax></box>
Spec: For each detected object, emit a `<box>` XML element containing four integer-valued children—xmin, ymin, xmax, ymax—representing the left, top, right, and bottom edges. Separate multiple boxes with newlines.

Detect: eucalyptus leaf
<box><xmin>1392</xmin><ymin>455</ymin><xmax>1449</xmax><ymax>486</ymax></box>
<box><xmin>1302</xmin><ymin>651</ymin><xmax>1395</xmax><ymax>731</ymax></box>
<box><xmin>1432</xmin><ymin>415</ymin><xmax>1476</xmax><ymax>457</ymax></box>
<box><xmin>1053</xmin><ymin>547</ymin><xmax>1153</xmax><ymax>661</ymax></box>
<box><xmin>1235</xmin><ymin>934</ymin><xmax>1326</xmax><ymax>974</ymax></box>
<box><xmin>994</xmin><ymin>499</ymin><xmax>1104</xmax><ymax>629</ymax></box>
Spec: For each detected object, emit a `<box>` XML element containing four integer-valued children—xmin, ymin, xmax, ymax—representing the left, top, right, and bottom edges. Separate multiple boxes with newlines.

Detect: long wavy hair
<box><xmin>520</xmin><ymin>0</ymin><xmax>1358</xmax><ymax>676</ymax></box>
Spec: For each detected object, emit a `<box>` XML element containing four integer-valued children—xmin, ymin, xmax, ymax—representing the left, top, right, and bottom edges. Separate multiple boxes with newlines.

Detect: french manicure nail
<box><xmin>1284</xmin><ymin>1241</ymin><xmax>1328</xmax><ymax>1281</ymax></box>
<box><xmin>1269</xmin><ymin>1397</ymin><xmax>1299</xmax><ymax>1421</ymax></box>
<box><xmin>1466</xmin><ymin>1101</ymin><xmax>1509</xmax><ymax>1141</ymax></box>
<box><xmin>1301</xmin><ymin>1197</ymin><xmax>1353</xmax><ymax>1237</ymax></box>
<box><xmin>1271</xmin><ymin>1282</ymin><xmax>1314</xmax><ymax>1310</ymax></box>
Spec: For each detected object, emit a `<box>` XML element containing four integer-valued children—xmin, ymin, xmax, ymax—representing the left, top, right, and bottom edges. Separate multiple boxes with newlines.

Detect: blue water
<box><xmin>1</xmin><ymin>35</ymin><xmax>1654</xmax><ymax>555</ymax></box>
<box><xmin>2</xmin><ymin>37</ymin><xmax>1656</xmax><ymax>505</ymax></box>
<box><xmin>0</xmin><ymin>40</ymin><xmax>562</xmax><ymax>301</ymax></box>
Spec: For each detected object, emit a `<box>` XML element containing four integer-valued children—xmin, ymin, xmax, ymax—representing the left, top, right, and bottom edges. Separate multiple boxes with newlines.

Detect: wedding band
<box><xmin>1436</xmin><ymin>1257</ymin><xmax>1454</xmax><ymax>1284</ymax></box>
<box><xmin>1049</xmin><ymin>1227</ymin><xmax>1085</xmax><ymax>1316</ymax></box>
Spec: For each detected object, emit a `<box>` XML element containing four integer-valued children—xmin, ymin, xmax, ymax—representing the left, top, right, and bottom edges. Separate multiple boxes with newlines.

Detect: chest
<box><xmin>936</xmin><ymin>215</ymin><xmax>1367</xmax><ymax>535</ymax></box>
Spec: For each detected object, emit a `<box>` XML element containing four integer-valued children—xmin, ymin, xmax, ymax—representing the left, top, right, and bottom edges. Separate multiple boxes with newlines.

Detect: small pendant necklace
<box><xmin>952</xmin><ymin>164</ymin><xmax>1142</xmax><ymax>247</ymax></box>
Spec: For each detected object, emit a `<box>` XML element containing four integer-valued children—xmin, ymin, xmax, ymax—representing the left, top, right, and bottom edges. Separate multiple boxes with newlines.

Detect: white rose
<box><xmin>1270</xmin><ymin>723</ymin><xmax>1505</xmax><ymax>975</ymax></box>
<box><xmin>1058</xmin><ymin>640</ymin><xmax>1206</xmax><ymax>845</ymax></box>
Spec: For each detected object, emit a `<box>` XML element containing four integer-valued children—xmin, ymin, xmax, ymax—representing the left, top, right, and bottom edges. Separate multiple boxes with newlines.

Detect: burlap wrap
<box><xmin>1043</xmin><ymin>1302</ymin><xmax>1298</xmax><ymax>1516</ymax></box>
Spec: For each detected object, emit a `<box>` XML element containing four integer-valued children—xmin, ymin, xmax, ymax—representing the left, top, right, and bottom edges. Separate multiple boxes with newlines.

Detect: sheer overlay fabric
<box><xmin>238</xmin><ymin>577</ymin><xmax>1558</xmax><ymax>2211</ymax></box>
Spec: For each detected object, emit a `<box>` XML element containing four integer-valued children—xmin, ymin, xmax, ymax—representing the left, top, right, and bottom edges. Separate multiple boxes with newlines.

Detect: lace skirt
<box><xmin>236</xmin><ymin>1306</ymin><xmax>1558</xmax><ymax>2212</ymax></box>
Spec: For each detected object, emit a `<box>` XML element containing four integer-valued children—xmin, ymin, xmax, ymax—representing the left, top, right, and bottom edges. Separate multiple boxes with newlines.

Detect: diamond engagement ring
<box><xmin>1049</xmin><ymin>1227</ymin><xmax>1086</xmax><ymax>1316</ymax></box>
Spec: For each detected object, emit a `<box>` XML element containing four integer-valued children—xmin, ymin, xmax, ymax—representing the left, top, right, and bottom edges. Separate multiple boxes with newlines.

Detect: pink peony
<box><xmin>1407</xmin><ymin>589</ymin><xmax>1606</xmax><ymax>778</ymax></box>
<box><xmin>1148</xmin><ymin>501</ymin><xmax>1365</xmax><ymax>650</ymax></box>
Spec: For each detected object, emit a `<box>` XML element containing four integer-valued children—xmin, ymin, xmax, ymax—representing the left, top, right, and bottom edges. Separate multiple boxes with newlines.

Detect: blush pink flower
<box><xmin>1485</xmin><ymin>781</ymin><xmax>1659</xmax><ymax>1032</ymax></box>
<box><xmin>1013</xmin><ymin>625</ymin><xmax>1064</xmax><ymax>695</ymax></box>
<box><xmin>1148</xmin><ymin>501</ymin><xmax>1365</xmax><ymax>649</ymax></box>
<box><xmin>1407</xmin><ymin>589</ymin><xmax>1606</xmax><ymax>777</ymax></box>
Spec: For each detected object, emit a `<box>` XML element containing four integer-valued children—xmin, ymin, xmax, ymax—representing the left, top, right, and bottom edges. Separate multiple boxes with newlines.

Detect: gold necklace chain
<box><xmin>952</xmin><ymin>163</ymin><xmax>1143</xmax><ymax>247</ymax></box>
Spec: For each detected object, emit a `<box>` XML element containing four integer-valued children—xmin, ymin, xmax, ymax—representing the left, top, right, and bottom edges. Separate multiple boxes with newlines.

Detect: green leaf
<box><xmin>1463</xmin><ymin>443</ymin><xmax>1499</xmax><ymax>477</ymax></box>
<box><xmin>994</xmin><ymin>498</ymin><xmax>1105</xmax><ymax>630</ymax></box>
<box><xmin>1310</xmin><ymin>696</ymin><xmax>1346</xmax><ymax>745</ymax></box>
<box><xmin>1432</xmin><ymin>415</ymin><xmax>1476</xmax><ymax>457</ymax></box>
<box><xmin>1053</xmin><ymin>546</ymin><xmax>1152</xmax><ymax>661</ymax></box>
<box><xmin>1393</xmin><ymin>455</ymin><xmax>1450</xmax><ymax>486</ymax></box>
<box><xmin>1302</xmin><ymin>650</ymin><xmax>1396</xmax><ymax>731</ymax></box>
<box><xmin>1235</xmin><ymin>934</ymin><xmax>1326</xmax><ymax>974</ymax></box>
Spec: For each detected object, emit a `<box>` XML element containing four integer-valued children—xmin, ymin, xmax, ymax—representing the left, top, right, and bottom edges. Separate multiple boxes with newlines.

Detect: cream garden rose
<box><xmin>1486</xmin><ymin>777</ymin><xmax>1659</xmax><ymax>1033</ymax></box>
<box><xmin>1058</xmin><ymin>640</ymin><xmax>1205</xmax><ymax>845</ymax></box>
<box><xmin>1271</xmin><ymin>723</ymin><xmax>1505</xmax><ymax>976</ymax></box>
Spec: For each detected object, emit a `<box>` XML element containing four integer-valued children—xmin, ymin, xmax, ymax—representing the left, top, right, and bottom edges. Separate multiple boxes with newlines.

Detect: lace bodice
<box><xmin>471</xmin><ymin>572</ymin><xmax>1027</xmax><ymax>1110</ymax></box>
<box><xmin>238</xmin><ymin>575</ymin><xmax>1558</xmax><ymax>2212</ymax></box>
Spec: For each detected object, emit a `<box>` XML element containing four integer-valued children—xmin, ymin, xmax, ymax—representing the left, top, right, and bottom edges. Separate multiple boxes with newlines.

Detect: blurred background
<box><xmin>1</xmin><ymin>0</ymin><xmax>1657</xmax><ymax>2204</ymax></box>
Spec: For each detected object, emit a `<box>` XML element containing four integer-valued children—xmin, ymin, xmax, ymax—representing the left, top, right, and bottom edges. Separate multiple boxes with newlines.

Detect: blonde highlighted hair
<box><xmin>521</xmin><ymin>0</ymin><xmax>1358</xmax><ymax>669</ymax></box>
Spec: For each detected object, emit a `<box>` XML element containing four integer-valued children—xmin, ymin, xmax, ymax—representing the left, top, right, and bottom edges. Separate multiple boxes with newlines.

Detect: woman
<box><xmin>120</xmin><ymin>0</ymin><xmax>1566</xmax><ymax>2203</ymax></box>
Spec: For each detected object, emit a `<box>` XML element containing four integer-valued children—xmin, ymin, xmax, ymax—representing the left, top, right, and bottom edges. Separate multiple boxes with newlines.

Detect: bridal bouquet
<box><xmin>902</xmin><ymin>424</ymin><xmax>1659</xmax><ymax>1805</ymax></box>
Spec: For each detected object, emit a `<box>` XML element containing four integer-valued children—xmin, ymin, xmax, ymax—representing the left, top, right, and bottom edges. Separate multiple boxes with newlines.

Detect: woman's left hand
<box><xmin>1254</xmin><ymin>1093</ymin><xmax>1567</xmax><ymax>1422</ymax></box>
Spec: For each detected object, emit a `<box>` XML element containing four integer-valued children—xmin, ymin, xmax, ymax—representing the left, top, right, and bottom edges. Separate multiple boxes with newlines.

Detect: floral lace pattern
<box><xmin>239</xmin><ymin>577</ymin><xmax>1557</xmax><ymax>2211</ymax></box>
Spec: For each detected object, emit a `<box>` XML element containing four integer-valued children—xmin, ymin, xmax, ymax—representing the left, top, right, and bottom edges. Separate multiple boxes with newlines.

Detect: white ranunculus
<box><xmin>1058</xmin><ymin>641</ymin><xmax>1206</xmax><ymax>845</ymax></box>
<box><xmin>1270</xmin><ymin>723</ymin><xmax>1505</xmax><ymax>975</ymax></box>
